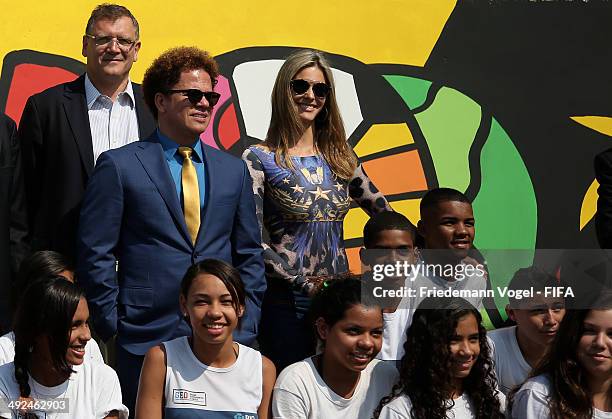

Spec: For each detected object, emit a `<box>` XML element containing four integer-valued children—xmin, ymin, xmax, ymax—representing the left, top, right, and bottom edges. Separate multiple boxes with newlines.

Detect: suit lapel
<box><xmin>62</xmin><ymin>76</ymin><xmax>94</xmax><ymax>177</ymax></box>
<box><xmin>136</xmin><ymin>133</ymin><xmax>192</xmax><ymax>245</ymax></box>
<box><xmin>196</xmin><ymin>142</ymin><xmax>215</xmax><ymax>245</ymax></box>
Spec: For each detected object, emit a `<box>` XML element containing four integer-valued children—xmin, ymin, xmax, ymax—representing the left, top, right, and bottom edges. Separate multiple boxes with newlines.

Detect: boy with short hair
<box><xmin>488</xmin><ymin>266</ymin><xmax>565</xmax><ymax>395</ymax></box>
<box><xmin>415</xmin><ymin>187</ymin><xmax>487</xmax><ymax>309</ymax></box>
<box><xmin>360</xmin><ymin>211</ymin><xmax>417</xmax><ymax>362</ymax></box>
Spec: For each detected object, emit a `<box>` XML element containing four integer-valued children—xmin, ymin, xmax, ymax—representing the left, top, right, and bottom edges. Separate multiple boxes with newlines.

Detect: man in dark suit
<box><xmin>18</xmin><ymin>4</ymin><xmax>155</xmax><ymax>262</ymax></box>
<box><xmin>0</xmin><ymin>113</ymin><xmax>28</xmax><ymax>333</ymax></box>
<box><xmin>595</xmin><ymin>149</ymin><xmax>612</xmax><ymax>248</ymax></box>
<box><xmin>76</xmin><ymin>46</ymin><xmax>266</xmax><ymax>414</ymax></box>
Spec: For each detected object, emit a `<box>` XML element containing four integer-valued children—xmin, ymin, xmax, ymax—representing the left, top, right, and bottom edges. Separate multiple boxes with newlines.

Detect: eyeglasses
<box><xmin>290</xmin><ymin>79</ymin><xmax>330</xmax><ymax>98</ymax></box>
<box><xmin>85</xmin><ymin>34</ymin><xmax>137</xmax><ymax>50</ymax></box>
<box><xmin>165</xmin><ymin>89</ymin><xmax>221</xmax><ymax>107</ymax></box>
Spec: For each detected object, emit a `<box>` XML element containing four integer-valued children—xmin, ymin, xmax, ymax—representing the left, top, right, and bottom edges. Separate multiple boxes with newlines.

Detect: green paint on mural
<box><xmin>383</xmin><ymin>75</ymin><xmax>537</xmax><ymax>326</ymax></box>
<box><xmin>473</xmin><ymin>118</ymin><xmax>537</xmax><ymax>317</ymax></box>
<box><xmin>473</xmin><ymin>119</ymin><xmax>537</xmax><ymax>250</ymax></box>
<box><xmin>413</xmin><ymin>87</ymin><xmax>481</xmax><ymax>191</ymax></box>
<box><xmin>383</xmin><ymin>75</ymin><xmax>432</xmax><ymax>110</ymax></box>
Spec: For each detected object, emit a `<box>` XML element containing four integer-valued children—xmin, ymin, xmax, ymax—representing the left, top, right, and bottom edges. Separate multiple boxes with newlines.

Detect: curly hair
<box><xmin>508</xmin><ymin>293</ymin><xmax>612</xmax><ymax>419</ymax></box>
<box><xmin>142</xmin><ymin>46</ymin><xmax>219</xmax><ymax>119</ymax></box>
<box><xmin>266</xmin><ymin>49</ymin><xmax>357</xmax><ymax>180</ymax></box>
<box><xmin>374</xmin><ymin>297</ymin><xmax>503</xmax><ymax>419</ymax></box>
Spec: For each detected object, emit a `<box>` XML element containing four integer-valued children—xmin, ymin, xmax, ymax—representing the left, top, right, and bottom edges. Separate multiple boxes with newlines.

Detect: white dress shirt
<box><xmin>84</xmin><ymin>74</ymin><xmax>140</xmax><ymax>164</ymax></box>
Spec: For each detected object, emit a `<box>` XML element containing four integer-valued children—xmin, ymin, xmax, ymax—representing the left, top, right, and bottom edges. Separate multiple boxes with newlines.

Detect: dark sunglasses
<box><xmin>165</xmin><ymin>89</ymin><xmax>221</xmax><ymax>107</ymax></box>
<box><xmin>290</xmin><ymin>79</ymin><xmax>330</xmax><ymax>98</ymax></box>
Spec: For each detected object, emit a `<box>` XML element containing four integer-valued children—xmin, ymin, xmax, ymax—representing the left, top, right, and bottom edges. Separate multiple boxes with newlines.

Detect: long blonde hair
<box><xmin>265</xmin><ymin>49</ymin><xmax>357</xmax><ymax>180</ymax></box>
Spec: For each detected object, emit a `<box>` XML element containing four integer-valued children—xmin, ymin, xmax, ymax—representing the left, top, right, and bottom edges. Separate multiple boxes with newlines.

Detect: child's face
<box><xmin>449</xmin><ymin>313</ymin><xmax>480</xmax><ymax>380</ymax></box>
<box><xmin>508</xmin><ymin>295</ymin><xmax>566</xmax><ymax>347</ymax></box>
<box><xmin>365</xmin><ymin>229</ymin><xmax>415</xmax><ymax>266</ymax></box>
<box><xmin>66</xmin><ymin>297</ymin><xmax>91</xmax><ymax>366</ymax></box>
<box><xmin>318</xmin><ymin>304</ymin><xmax>383</xmax><ymax>373</ymax></box>
<box><xmin>577</xmin><ymin>309</ymin><xmax>612</xmax><ymax>381</ymax></box>
<box><xmin>419</xmin><ymin>200</ymin><xmax>475</xmax><ymax>260</ymax></box>
<box><xmin>180</xmin><ymin>274</ymin><xmax>243</xmax><ymax>346</ymax></box>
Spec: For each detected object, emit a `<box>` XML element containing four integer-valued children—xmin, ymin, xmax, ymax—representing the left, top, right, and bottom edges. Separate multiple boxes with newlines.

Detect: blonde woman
<box><xmin>242</xmin><ymin>49</ymin><xmax>391</xmax><ymax>371</ymax></box>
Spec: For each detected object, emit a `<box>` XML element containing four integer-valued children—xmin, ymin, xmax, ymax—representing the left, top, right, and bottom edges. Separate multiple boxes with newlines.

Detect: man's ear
<box><xmin>315</xmin><ymin>317</ymin><xmax>329</xmax><ymax>341</ymax></box>
<box><xmin>154</xmin><ymin>92</ymin><xmax>166</xmax><ymax>116</ymax></box>
<box><xmin>506</xmin><ymin>305</ymin><xmax>517</xmax><ymax>323</ymax></box>
<box><xmin>133</xmin><ymin>40</ymin><xmax>141</xmax><ymax>62</ymax></box>
<box><xmin>82</xmin><ymin>36</ymin><xmax>88</xmax><ymax>58</ymax></box>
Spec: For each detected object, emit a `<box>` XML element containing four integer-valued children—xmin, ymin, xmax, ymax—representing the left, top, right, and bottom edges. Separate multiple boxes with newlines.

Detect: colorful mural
<box><xmin>2</xmin><ymin>1</ymin><xmax>611</xmax><ymax>325</ymax></box>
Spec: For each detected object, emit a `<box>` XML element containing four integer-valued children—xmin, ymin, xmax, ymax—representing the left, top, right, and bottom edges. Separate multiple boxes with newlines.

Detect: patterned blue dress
<box><xmin>242</xmin><ymin>145</ymin><xmax>390</xmax><ymax>368</ymax></box>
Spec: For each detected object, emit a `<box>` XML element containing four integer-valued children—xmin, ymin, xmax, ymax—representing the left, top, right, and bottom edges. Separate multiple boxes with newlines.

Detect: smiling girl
<box><xmin>272</xmin><ymin>276</ymin><xmax>398</xmax><ymax>418</ymax></box>
<box><xmin>0</xmin><ymin>250</ymin><xmax>104</xmax><ymax>366</ymax></box>
<box><xmin>135</xmin><ymin>259</ymin><xmax>276</xmax><ymax>419</ymax></box>
<box><xmin>0</xmin><ymin>275</ymin><xmax>126</xmax><ymax>419</ymax></box>
<box><xmin>375</xmin><ymin>296</ymin><xmax>505</xmax><ymax>419</ymax></box>
<box><xmin>510</xmin><ymin>293</ymin><xmax>612</xmax><ymax>418</ymax></box>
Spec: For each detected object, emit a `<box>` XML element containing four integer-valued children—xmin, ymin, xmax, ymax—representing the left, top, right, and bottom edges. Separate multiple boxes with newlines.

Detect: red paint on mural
<box><xmin>6</xmin><ymin>64</ymin><xmax>78</xmax><ymax>125</ymax></box>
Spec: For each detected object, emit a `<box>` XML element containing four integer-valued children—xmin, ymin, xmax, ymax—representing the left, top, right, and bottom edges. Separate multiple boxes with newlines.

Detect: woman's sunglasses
<box><xmin>290</xmin><ymin>79</ymin><xmax>330</xmax><ymax>98</ymax></box>
<box><xmin>165</xmin><ymin>89</ymin><xmax>221</xmax><ymax>107</ymax></box>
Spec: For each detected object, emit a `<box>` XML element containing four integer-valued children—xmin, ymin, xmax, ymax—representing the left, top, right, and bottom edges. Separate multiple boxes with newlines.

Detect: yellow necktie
<box><xmin>178</xmin><ymin>147</ymin><xmax>200</xmax><ymax>244</ymax></box>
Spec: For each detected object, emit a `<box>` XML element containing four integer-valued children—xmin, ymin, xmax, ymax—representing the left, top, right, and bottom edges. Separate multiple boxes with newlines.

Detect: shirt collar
<box><xmin>84</xmin><ymin>73</ymin><xmax>135</xmax><ymax>109</ymax></box>
<box><xmin>156</xmin><ymin>129</ymin><xmax>204</xmax><ymax>163</ymax></box>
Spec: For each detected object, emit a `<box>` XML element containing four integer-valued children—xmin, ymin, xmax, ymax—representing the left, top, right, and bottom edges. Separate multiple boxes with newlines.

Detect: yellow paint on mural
<box><xmin>571</xmin><ymin>116</ymin><xmax>612</xmax><ymax>137</ymax></box>
<box><xmin>391</xmin><ymin>199</ymin><xmax>422</xmax><ymax>225</ymax></box>
<box><xmin>580</xmin><ymin>179</ymin><xmax>599</xmax><ymax>230</ymax></box>
<box><xmin>353</xmin><ymin>123</ymin><xmax>415</xmax><ymax>158</ymax></box>
<box><xmin>344</xmin><ymin>198</ymin><xmax>421</xmax><ymax>240</ymax></box>
<box><xmin>344</xmin><ymin>208</ymin><xmax>371</xmax><ymax>240</ymax></box>
<box><xmin>0</xmin><ymin>0</ymin><xmax>456</xmax><ymax>82</ymax></box>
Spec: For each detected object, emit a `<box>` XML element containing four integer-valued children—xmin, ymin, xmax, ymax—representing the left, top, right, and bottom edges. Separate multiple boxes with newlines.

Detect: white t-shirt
<box><xmin>0</xmin><ymin>360</ymin><xmax>127</xmax><ymax>419</ymax></box>
<box><xmin>0</xmin><ymin>332</ymin><xmax>104</xmax><ymax>366</ymax></box>
<box><xmin>379</xmin><ymin>393</ymin><xmax>476</xmax><ymax>419</ymax></box>
<box><xmin>379</xmin><ymin>390</ymin><xmax>506</xmax><ymax>419</ymax></box>
<box><xmin>512</xmin><ymin>374</ymin><xmax>612</xmax><ymax>419</ymax></box>
<box><xmin>487</xmin><ymin>326</ymin><xmax>531</xmax><ymax>395</ymax></box>
<box><xmin>377</xmin><ymin>308</ymin><xmax>413</xmax><ymax>362</ymax></box>
<box><xmin>375</xmin><ymin>264</ymin><xmax>486</xmax><ymax>362</ymax></box>
<box><xmin>272</xmin><ymin>357</ymin><xmax>398</xmax><ymax>419</ymax></box>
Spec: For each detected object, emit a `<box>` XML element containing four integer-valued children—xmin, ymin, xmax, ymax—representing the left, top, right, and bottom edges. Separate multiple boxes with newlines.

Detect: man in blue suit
<box><xmin>76</xmin><ymin>46</ymin><xmax>265</xmax><ymax>414</ymax></box>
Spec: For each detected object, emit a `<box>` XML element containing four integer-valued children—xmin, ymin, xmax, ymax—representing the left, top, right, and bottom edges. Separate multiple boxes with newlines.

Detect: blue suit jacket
<box><xmin>76</xmin><ymin>132</ymin><xmax>265</xmax><ymax>355</ymax></box>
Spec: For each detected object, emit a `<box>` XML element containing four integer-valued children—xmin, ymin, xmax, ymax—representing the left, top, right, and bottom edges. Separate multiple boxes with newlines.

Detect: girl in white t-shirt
<box><xmin>375</xmin><ymin>296</ymin><xmax>505</xmax><ymax>419</ymax></box>
<box><xmin>272</xmin><ymin>275</ymin><xmax>399</xmax><ymax>419</ymax></box>
<box><xmin>510</xmin><ymin>294</ymin><xmax>612</xmax><ymax>419</ymax></box>
<box><xmin>136</xmin><ymin>259</ymin><xmax>276</xmax><ymax>419</ymax></box>
<box><xmin>0</xmin><ymin>275</ymin><xmax>126</xmax><ymax>419</ymax></box>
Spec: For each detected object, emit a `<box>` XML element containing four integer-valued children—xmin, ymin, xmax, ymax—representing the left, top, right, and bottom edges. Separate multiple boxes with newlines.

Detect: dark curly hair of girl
<box><xmin>12</xmin><ymin>275</ymin><xmax>84</xmax><ymax>418</ymax></box>
<box><xmin>508</xmin><ymin>292</ymin><xmax>612</xmax><ymax>419</ymax></box>
<box><xmin>374</xmin><ymin>296</ymin><xmax>504</xmax><ymax>419</ymax></box>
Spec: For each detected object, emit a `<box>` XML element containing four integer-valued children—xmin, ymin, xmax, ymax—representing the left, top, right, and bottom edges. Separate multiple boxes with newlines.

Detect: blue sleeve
<box><xmin>230</xmin><ymin>160</ymin><xmax>266</xmax><ymax>346</ymax></box>
<box><xmin>76</xmin><ymin>152</ymin><xmax>124</xmax><ymax>341</ymax></box>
